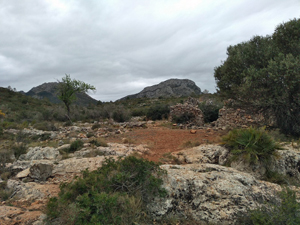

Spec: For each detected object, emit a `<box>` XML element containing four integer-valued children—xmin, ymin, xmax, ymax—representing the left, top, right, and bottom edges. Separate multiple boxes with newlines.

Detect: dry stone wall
<box><xmin>170</xmin><ymin>97</ymin><xmax>204</xmax><ymax>127</ymax></box>
<box><xmin>212</xmin><ymin>106</ymin><xmax>265</xmax><ymax>129</ymax></box>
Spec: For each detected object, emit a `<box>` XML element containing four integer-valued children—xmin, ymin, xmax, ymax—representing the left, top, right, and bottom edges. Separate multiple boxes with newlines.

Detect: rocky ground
<box><xmin>0</xmin><ymin>120</ymin><xmax>300</xmax><ymax>224</ymax></box>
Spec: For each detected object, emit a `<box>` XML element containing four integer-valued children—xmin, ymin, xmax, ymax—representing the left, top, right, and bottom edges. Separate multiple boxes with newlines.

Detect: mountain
<box><xmin>120</xmin><ymin>78</ymin><xmax>202</xmax><ymax>100</ymax></box>
<box><xmin>25</xmin><ymin>82</ymin><xmax>98</xmax><ymax>106</ymax></box>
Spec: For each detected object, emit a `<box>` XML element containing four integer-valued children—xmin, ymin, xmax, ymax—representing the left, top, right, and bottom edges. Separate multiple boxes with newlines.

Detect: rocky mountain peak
<box><xmin>121</xmin><ymin>78</ymin><xmax>202</xmax><ymax>100</ymax></box>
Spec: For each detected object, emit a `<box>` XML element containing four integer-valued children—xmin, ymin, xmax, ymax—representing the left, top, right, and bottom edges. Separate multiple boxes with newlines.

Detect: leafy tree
<box><xmin>214</xmin><ymin>18</ymin><xmax>300</xmax><ymax>137</ymax></box>
<box><xmin>57</xmin><ymin>74</ymin><xmax>96</xmax><ymax>121</ymax></box>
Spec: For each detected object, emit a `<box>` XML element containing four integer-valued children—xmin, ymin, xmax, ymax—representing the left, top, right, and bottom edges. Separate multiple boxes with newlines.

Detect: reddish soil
<box><xmin>107</xmin><ymin>126</ymin><xmax>226</xmax><ymax>162</ymax></box>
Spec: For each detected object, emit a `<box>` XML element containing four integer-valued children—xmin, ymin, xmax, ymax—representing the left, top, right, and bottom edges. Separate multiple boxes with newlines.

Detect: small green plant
<box><xmin>172</xmin><ymin>112</ymin><xmax>195</xmax><ymax>124</ymax></box>
<box><xmin>91</xmin><ymin>123</ymin><xmax>101</xmax><ymax>130</ymax></box>
<box><xmin>89</xmin><ymin>138</ymin><xmax>108</xmax><ymax>147</ymax></box>
<box><xmin>68</xmin><ymin>139</ymin><xmax>84</xmax><ymax>153</ymax></box>
<box><xmin>222</xmin><ymin>127</ymin><xmax>282</xmax><ymax>164</ymax></box>
<box><xmin>238</xmin><ymin>187</ymin><xmax>300</xmax><ymax>225</ymax></box>
<box><xmin>0</xmin><ymin>182</ymin><xmax>13</xmax><ymax>201</ymax></box>
<box><xmin>46</xmin><ymin>156</ymin><xmax>167</xmax><ymax>224</ymax></box>
<box><xmin>146</xmin><ymin>104</ymin><xmax>170</xmax><ymax>121</ymax></box>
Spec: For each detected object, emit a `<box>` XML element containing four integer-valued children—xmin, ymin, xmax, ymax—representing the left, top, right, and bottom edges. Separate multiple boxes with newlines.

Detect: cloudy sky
<box><xmin>0</xmin><ymin>0</ymin><xmax>299</xmax><ymax>101</ymax></box>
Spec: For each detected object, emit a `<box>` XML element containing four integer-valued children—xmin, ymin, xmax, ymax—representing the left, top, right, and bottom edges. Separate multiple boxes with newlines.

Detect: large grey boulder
<box><xmin>7</xmin><ymin>180</ymin><xmax>45</xmax><ymax>201</ymax></box>
<box><xmin>18</xmin><ymin>146</ymin><xmax>61</xmax><ymax>161</ymax></box>
<box><xmin>149</xmin><ymin>164</ymin><xmax>281</xmax><ymax>224</ymax></box>
<box><xmin>30</xmin><ymin>162</ymin><xmax>53</xmax><ymax>181</ymax></box>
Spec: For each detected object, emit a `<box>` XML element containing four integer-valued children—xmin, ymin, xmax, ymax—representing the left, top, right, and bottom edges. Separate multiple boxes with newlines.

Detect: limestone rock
<box><xmin>7</xmin><ymin>180</ymin><xmax>45</xmax><ymax>201</ymax></box>
<box><xmin>172</xmin><ymin>144</ymin><xmax>229</xmax><ymax>165</ymax></box>
<box><xmin>18</xmin><ymin>146</ymin><xmax>61</xmax><ymax>161</ymax></box>
<box><xmin>16</xmin><ymin>168</ymin><xmax>30</xmax><ymax>179</ymax></box>
<box><xmin>148</xmin><ymin>164</ymin><xmax>281</xmax><ymax>224</ymax></box>
<box><xmin>30</xmin><ymin>162</ymin><xmax>53</xmax><ymax>181</ymax></box>
<box><xmin>53</xmin><ymin>156</ymin><xmax>110</xmax><ymax>174</ymax></box>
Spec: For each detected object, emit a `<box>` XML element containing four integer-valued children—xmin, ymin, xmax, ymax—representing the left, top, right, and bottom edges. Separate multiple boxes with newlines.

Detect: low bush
<box><xmin>198</xmin><ymin>102</ymin><xmax>223</xmax><ymax>123</ymax></box>
<box><xmin>222</xmin><ymin>127</ymin><xmax>282</xmax><ymax>164</ymax></box>
<box><xmin>172</xmin><ymin>112</ymin><xmax>195</xmax><ymax>124</ymax></box>
<box><xmin>46</xmin><ymin>156</ymin><xmax>167</xmax><ymax>224</ymax></box>
<box><xmin>0</xmin><ymin>182</ymin><xmax>13</xmax><ymax>201</ymax></box>
<box><xmin>146</xmin><ymin>104</ymin><xmax>170</xmax><ymax>121</ymax></box>
<box><xmin>89</xmin><ymin>139</ymin><xmax>108</xmax><ymax>147</ymax></box>
<box><xmin>91</xmin><ymin>123</ymin><xmax>101</xmax><ymax>130</ymax></box>
<box><xmin>33</xmin><ymin>122</ymin><xmax>57</xmax><ymax>131</ymax></box>
<box><xmin>112</xmin><ymin>106</ymin><xmax>131</xmax><ymax>122</ymax></box>
<box><xmin>68</xmin><ymin>139</ymin><xmax>84</xmax><ymax>153</ymax></box>
<box><xmin>238</xmin><ymin>187</ymin><xmax>300</xmax><ymax>225</ymax></box>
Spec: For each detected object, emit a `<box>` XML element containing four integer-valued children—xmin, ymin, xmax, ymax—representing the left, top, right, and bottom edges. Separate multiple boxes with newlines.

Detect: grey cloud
<box><xmin>0</xmin><ymin>0</ymin><xmax>299</xmax><ymax>101</ymax></box>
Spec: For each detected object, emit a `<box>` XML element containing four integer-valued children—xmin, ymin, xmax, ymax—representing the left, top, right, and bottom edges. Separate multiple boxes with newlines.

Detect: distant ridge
<box><xmin>25</xmin><ymin>82</ymin><xmax>97</xmax><ymax>106</ymax></box>
<box><xmin>120</xmin><ymin>78</ymin><xmax>202</xmax><ymax>100</ymax></box>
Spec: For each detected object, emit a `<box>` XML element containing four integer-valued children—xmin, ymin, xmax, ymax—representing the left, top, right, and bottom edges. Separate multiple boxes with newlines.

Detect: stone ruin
<box><xmin>211</xmin><ymin>99</ymin><xmax>267</xmax><ymax>129</ymax></box>
<box><xmin>169</xmin><ymin>97</ymin><xmax>204</xmax><ymax>127</ymax></box>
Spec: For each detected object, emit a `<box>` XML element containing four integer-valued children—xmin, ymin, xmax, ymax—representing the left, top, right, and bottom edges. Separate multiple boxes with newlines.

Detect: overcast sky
<box><xmin>0</xmin><ymin>0</ymin><xmax>299</xmax><ymax>101</ymax></box>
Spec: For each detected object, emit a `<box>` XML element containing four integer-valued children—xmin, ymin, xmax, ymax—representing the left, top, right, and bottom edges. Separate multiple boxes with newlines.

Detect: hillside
<box><xmin>121</xmin><ymin>78</ymin><xmax>202</xmax><ymax>100</ymax></box>
<box><xmin>25</xmin><ymin>82</ymin><xmax>98</xmax><ymax>106</ymax></box>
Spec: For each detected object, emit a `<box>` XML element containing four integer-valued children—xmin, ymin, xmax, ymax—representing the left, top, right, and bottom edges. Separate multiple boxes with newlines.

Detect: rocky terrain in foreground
<box><xmin>1</xmin><ymin>122</ymin><xmax>300</xmax><ymax>224</ymax></box>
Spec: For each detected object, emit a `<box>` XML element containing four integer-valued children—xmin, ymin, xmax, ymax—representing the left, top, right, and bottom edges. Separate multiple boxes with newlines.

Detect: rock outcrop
<box><xmin>121</xmin><ymin>79</ymin><xmax>201</xmax><ymax>100</ymax></box>
<box><xmin>149</xmin><ymin>164</ymin><xmax>281</xmax><ymax>224</ymax></box>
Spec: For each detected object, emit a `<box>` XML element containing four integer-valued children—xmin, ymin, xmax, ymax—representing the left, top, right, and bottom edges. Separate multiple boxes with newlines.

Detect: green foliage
<box><xmin>146</xmin><ymin>104</ymin><xmax>170</xmax><ymax>121</ymax></box>
<box><xmin>112</xmin><ymin>106</ymin><xmax>131</xmax><ymax>122</ymax></box>
<box><xmin>172</xmin><ymin>112</ymin><xmax>195</xmax><ymax>124</ymax></box>
<box><xmin>89</xmin><ymin>139</ymin><xmax>108</xmax><ymax>147</ymax></box>
<box><xmin>68</xmin><ymin>139</ymin><xmax>84</xmax><ymax>153</ymax></box>
<box><xmin>238</xmin><ymin>187</ymin><xmax>300</xmax><ymax>225</ymax></box>
<box><xmin>198</xmin><ymin>101</ymin><xmax>223</xmax><ymax>123</ymax></box>
<box><xmin>33</xmin><ymin>122</ymin><xmax>57</xmax><ymax>131</ymax></box>
<box><xmin>222</xmin><ymin>127</ymin><xmax>281</xmax><ymax>164</ymax></box>
<box><xmin>91</xmin><ymin>123</ymin><xmax>101</xmax><ymax>130</ymax></box>
<box><xmin>0</xmin><ymin>182</ymin><xmax>13</xmax><ymax>201</ymax></box>
<box><xmin>214</xmin><ymin>18</ymin><xmax>300</xmax><ymax>137</ymax></box>
<box><xmin>46</xmin><ymin>156</ymin><xmax>167</xmax><ymax>224</ymax></box>
<box><xmin>57</xmin><ymin>74</ymin><xmax>96</xmax><ymax>120</ymax></box>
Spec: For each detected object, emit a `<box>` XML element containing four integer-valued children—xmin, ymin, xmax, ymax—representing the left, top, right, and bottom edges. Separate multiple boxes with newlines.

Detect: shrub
<box><xmin>238</xmin><ymin>187</ymin><xmax>300</xmax><ymax>225</ymax></box>
<box><xmin>198</xmin><ymin>102</ymin><xmax>223</xmax><ymax>123</ymax></box>
<box><xmin>91</xmin><ymin>123</ymin><xmax>101</xmax><ymax>130</ymax></box>
<box><xmin>222</xmin><ymin>127</ymin><xmax>282</xmax><ymax>164</ymax></box>
<box><xmin>46</xmin><ymin>156</ymin><xmax>167</xmax><ymax>224</ymax></box>
<box><xmin>89</xmin><ymin>139</ymin><xmax>108</xmax><ymax>147</ymax></box>
<box><xmin>33</xmin><ymin>122</ymin><xmax>57</xmax><ymax>131</ymax></box>
<box><xmin>146</xmin><ymin>104</ymin><xmax>170</xmax><ymax>121</ymax></box>
<box><xmin>172</xmin><ymin>112</ymin><xmax>195</xmax><ymax>124</ymax></box>
<box><xmin>112</xmin><ymin>106</ymin><xmax>131</xmax><ymax>122</ymax></box>
<box><xmin>12</xmin><ymin>143</ymin><xmax>27</xmax><ymax>159</ymax></box>
<box><xmin>68</xmin><ymin>139</ymin><xmax>84</xmax><ymax>153</ymax></box>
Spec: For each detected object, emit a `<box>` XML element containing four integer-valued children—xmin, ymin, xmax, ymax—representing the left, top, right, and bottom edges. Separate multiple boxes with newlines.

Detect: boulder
<box><xmin>7</xmin><ymin>180</ymin><xmax>45</xmax><ymax>201</ymax></box>
<box><xmin>30</xmin><ymin>162</ymin><xmax>53</xmax><ymax>181</ymax></box>
<box><xmin>172</xmin><ymin>144</ymin><xmax>229</xmax><ymax>164</ymax></box>
<box><xmin>18</xmin><ymin>146</ymin><xmax>61</xmax><ymax>161</ymax></box>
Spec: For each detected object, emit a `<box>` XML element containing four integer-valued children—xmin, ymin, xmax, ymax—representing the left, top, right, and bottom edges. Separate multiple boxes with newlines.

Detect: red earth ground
<box><xmin>107</xmin><ymin>123</ymin><xmax>226</xmax><ymax>162</ymax></box>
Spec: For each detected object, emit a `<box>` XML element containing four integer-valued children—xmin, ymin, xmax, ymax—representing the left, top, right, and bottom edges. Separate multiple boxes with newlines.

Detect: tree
<box><xmin>214</xmin><ymin>18</ymin><xmax>300</xmax><ymax>137</ymax></box>
<box><xmin>57</xmin><ymin>74</ymin><xmax>96</xmax><ymax>121</ymax></box>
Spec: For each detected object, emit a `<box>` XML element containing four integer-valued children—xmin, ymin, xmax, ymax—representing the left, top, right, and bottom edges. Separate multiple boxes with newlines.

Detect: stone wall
<box><xmin>170</xmin><ymin>97</ymin><xmax>204</xmax><ymax>127</ymax></box>
<box><xmin>212</xmin><ymin>105</ymin><xmax>265</xmax><ymax>129</ymax></box>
